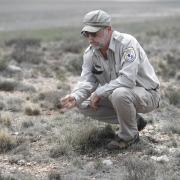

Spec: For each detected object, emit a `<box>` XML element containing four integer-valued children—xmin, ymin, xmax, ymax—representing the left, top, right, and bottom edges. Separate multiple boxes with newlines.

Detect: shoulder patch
<box><xmin>123</xmin><ymin>48</ymin><xmax>136</xmax><ymax>62</ymax></box>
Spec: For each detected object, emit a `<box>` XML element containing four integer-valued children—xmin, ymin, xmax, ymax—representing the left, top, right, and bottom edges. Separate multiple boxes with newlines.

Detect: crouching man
<box><xmin>61</xmin><ymin>10</ymin><xmax>160</xmax><ymax>150</ymax></box>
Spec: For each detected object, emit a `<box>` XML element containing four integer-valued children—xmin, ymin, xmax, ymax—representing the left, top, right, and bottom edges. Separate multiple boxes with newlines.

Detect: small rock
<box><xmin>169</xmin><ymin>148</ymin><xmax>178</xmax><ymax>154</ymax></box>
<box><xmin>7</xmin><ymin>65</ymin><xmax>22</xmax><ymax>73</ymax></box>
<box><xmin>12</xmin><ymin>132</ymin><xmax>19</xmax><ymax>135</ymax></box>
<box><xmin>17</xmin><ymin>159</ymin><xmax>26</xmax><ymax>166</ymax></box>
<box><xmin>102</xmin><ymin>159</ymin><xmax>113</xmax><ymax>166</ymax></box>
<box><xmin>151</xmin><ymin>155</ymin><xmax>169</xmax><ymax>163</ymax></box>
<box><xmin>85</xmin><ymin>161</ymin><xmax>96</xmax><ymax>170</ymax></box>
<box><xmin>26</xmin><ymin>162</ymin><xmax>32</xmax><ymax>166</ymax></box>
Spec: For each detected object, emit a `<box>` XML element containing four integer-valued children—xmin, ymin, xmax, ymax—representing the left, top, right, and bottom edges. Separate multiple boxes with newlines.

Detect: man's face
<box><xmin>82</xmin><ymin>27</ymin><xmax>110</xmax><ymax>49</ymax></box>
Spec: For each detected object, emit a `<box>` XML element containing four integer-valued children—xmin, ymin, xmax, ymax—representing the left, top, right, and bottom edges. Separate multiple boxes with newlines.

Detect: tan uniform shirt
<box><xmin>71</xmin><ymin>31</ymin><xmax>160</xmax><ymax>104</ymax></box>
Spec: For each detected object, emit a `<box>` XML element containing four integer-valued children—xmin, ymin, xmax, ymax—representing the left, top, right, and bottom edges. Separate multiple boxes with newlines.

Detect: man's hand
<box><xmin>60</xmin><ymin>95</ymin><xmax>76</xmax><ymax>109</ymax></box>
<box><xmin>90</xmin><ymin>93</ymin><xmax>101</xmax><ymax>111</ymax></box>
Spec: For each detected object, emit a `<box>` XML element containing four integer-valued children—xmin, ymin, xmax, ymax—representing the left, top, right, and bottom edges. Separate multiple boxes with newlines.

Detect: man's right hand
<box><xmin>60</xmin><ymin>95</ymin><xmax>76</xmax><ymax>109</ymax></box>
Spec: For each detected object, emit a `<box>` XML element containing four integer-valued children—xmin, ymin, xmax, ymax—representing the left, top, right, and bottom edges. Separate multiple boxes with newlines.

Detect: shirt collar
<box><xmin>108</xmin><ymin>31</ymin><xmax>116</xmax><ymax>52</ymax></box>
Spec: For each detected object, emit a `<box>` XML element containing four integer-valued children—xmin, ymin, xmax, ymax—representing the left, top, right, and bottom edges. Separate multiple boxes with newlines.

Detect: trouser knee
<box><xmin>110</xmin><ymin>87</ymin><xmax>132</xmax><ymax>107</ymax></box>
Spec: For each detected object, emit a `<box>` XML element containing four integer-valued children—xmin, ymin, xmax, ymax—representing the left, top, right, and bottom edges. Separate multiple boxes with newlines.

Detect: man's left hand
<box><xmin>90</xmin><ymin>93</ymin><xmax>101</xmax><ymax>110</ymax></box>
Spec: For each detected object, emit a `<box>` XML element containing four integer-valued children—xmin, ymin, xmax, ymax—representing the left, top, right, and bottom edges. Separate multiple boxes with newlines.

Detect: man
<box><xmin>61</xmin><ymin>10</ymin><xmax>160</xmax><ymax>149</ymax></box>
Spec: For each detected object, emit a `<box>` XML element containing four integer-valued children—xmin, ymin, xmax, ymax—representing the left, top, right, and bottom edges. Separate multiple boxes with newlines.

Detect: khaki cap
<box><xmin>81</xmin><ymin>10</ymin><xmax>111</xmax><ymax>33</ymax></box>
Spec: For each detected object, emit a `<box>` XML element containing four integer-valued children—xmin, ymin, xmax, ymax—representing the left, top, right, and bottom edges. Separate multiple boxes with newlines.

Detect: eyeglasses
<box><xmin>81</xmin><ymin>31</ymin><xmax>98</xmax><ymax>38</ymax></box>
<box><xmin>81</xmin><ymin>27</ymin><xmax>106</xmax><ymax>38</ymax></box>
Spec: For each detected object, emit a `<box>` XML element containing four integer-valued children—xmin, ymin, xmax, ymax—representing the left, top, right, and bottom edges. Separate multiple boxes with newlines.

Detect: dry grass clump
<box><xmin>49</xmin><ymin>124</ymin><xmax>115</xmax><ymax>157</ymax></box>
<box><xmin>157</xmin><ymin>52</ymin><xmax>180</xmax><ymax>80</ymax></box>
<box><xmin>0</xmin><ymin>172</ymin><xmax>16</xmax><ymax>180</ymax></box>
<box><xmin>6</xmin><ymin>97</ymin><xmax>24</xmax><ymax>112</ymax></box>
<box><xmin>0</xmin><ymin>78</ymin><xmax>19</xmax><ymax>91</ymax></box>
<box><xmin>0</xmin><ymin>112</ymin><xmax>12</xmax><ymax>127</ymax></box>
<box><xmin>6</xmin><ymin>38</ymin><xmax>43</xmax><ymax>64</ymax></box>
<box><xmin>71</xmin><ymin>124</ymin><xmax>115</xmax><ymax>153</ymax></box>
<box><xmin>24</xmin><ymin>102</ymin><xmax>41</xmax><ymax>116</ymax></box>
<box><xmin>48</xmin><ymin>171</ymin><xmax>62</xmax><ymax>180</ymax></box>
<box><xmin>176</xmin><ymin>71</ymin><xmax>180</xmax><ymax>80</ymax></box>
<box><xmin>5</xmin><ymin>38</ymin><xmax>41</xmax><ymax>48</ymax></box>
<box><xmin>38</xmin><ymin>90</ymin><xmax>65</xmax><ymax>110</ymax></box>
<box><xmin>0</xmin><ymin>55</ymin><xmax>10</xmax><ymax>71</ymax></box>
<box><xmin>49</xmin><ymin>143</ymin><xmax>72</xmax><ymax>158</ymax></box>
<box><xmin>0</xmin><ymin>78</ymin><xmax>35</xmax><ymax>93</ymax></box>
<box><xmin>55</xmin><ymin>68</ymin><xmax>67</xmax><ymax>82</ymax></box>
<box><xmin>21</xmin><ymin>120</ymin><xmax>34</xmax><ymax>129</ymax></box>
<box><xmin>165</xmin><ymin>86</ymin><xmax>180</xmax><ymax>106</ymax></box>
<box><xmin>163</xmin><ymin>119</ymin><xmax>180</xmax><ymax>135</ymax></box>
<box><xmin>15</xmin><ymin>83</ymin><xmax>36</xmax><ymax>93</ymax></box>
<box><xmin>62</xmin><ymin>53</ymin><xmax>83</xmax><ymax>75</ymax></box>
<box><xmin>123</xmin><ymin>157</ymin><xmax>156</xmax><ymax>180</ymax></box>
<box><xmin>12</xmin><ymin>49</ymin><xmax>43</xmax><ymax>64</ymax></box>
<box><xmin>61</xmin><ymin>40</ymin><xmax>84</xmax><ymax>54</ymax></box>
<box><xmin>0</xmin><ymin>130</ymin><xmax>16</xmax><ymax>153</ymax></box>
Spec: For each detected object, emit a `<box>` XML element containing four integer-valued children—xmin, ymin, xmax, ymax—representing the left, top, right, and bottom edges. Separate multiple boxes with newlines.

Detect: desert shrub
<box><xmin>12</xmin><ymin>49</ymin><xmax>43</xmax><ymax>64</ymax></box>
<box><xmin>0</xmin><ymin>55</ymin><xmax>10</xmax><ymax>71</ymax></box>
<box><xmin>0</xmin><ymin>78</ymin><xmax>35</xmax><ymax>93</ymax></box>
<box><xmin>71</xmin><ymin>124</ymin><xmax>115</xmax><ymax>153</ymax></box>
<box><xmin>165</xmin><ymin>86</ymin><xmax>180</xmax><ymax>106</ymax></box>
<box><xmin>176</xmin><ymin>71</ymin><xmax>180</xmax><ymax>80</ymax></box>
<box><xmin>6</xmin><ymin>97</ymin><xmax>24</xmax><ymax>112</ymax></box>
<box><xmin>6</xmin><ymin>38</ymin><xmax>43</xmax><ymax>64</ymax></box>
<box><xmin>0</xmin><ymin>113</ymin><xmax>12</xmax><ymax>127</ymax></box>
<box><xmin>0</xmin><ymin>79</ymin><xmax>19</xmax><ymax>91</ymax></box>
<box><xmin>15</xmin><ymin>82</ymin><xmax>36</xmax><ymax>92</ymax></box>
<box><xmin>21</xmin><ymin>120</ymin><xmax>34</xmax><ymax>129</ymax></box>
<box><xmin>144</xmin><ymin>147</ymin><xmax>160</xmax><ymax>156</ymax></box>
<box><xmin>0</xmin><ymin>172</ymin><xmax>16</xmax><ymax>180</ymax></box>
<box><xmin>38</xmin><ymin>90</ymin><xmax>65</xmax><ymax>110</ymax></box>
<box><xmin>56</xmin><ymin>81</ymin><xmax>70</xmax><ymax>91</ymax></box>
<box><xmin>5</xmin><ymin>38</ymin><xmax>41</xmax><ymax>48</ymax></box>
<box><xmin>163</xmin><ymin>119</ymin><xmax>180</xmax><ymax>134</ymax></box>
<box><xmin>146</xmin><ymin>29</ymin><xmax>168</xmax><ymax>39</ymax></box>
<box><xmin>48</xmin><ymin>171</ymin><xmax>62</xmax><ymax>180</ymax></box>
<box><xmin>0</xmin><ymin>130</ymin><xmax>16</xmax><ymax>153</ymax></box>
<box><xmin>24</xmin><ymin>103</ymin><xmax>40</xmax><ymax>116</ymax></box>
<box><xmin>49</xmin><ymin>144</ymin><xmax>71</xmax><ymax>158</ymax></box>
<box><xmin>72</xmin><ymin>157</ymin><xmax>84</xmax><ymax>169</ymax></box>
<box><xmin>61</xmin><ymin>40</ymin><xmax>84</xmax><ymax>53</ymax></box>
<box><xmin>49</xmin><ymin>124</ymin><xmax>115</xmax><ymax>156</ymax></box>
<box><xmin>123</xmin><ymin>157</ymin><xmax>156</xmax><ymax>180</ymax></box>
<box><xmin>0</xmin><ymin>101</ymin><xmax>5</xmax><ymax>110</ymax></box>
<box><xmin>55</xmin><ymin>68</ymin><xmax>67</xmax><ymax>82</ymax></box>
<box><xmin>63</xmin><ymin>53</ymin><xmax>83</xmax><ymax>75</ymax></box>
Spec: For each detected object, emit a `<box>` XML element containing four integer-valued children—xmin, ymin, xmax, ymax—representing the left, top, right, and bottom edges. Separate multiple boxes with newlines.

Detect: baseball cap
<box><xmin>81</xmin><ymin>10</ymin><xmax>111</xmax><ymax>33</ymax></box>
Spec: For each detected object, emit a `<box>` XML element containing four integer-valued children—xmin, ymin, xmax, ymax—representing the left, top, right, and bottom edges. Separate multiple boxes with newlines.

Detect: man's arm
<box><xmin>61</xmin><ymin>50</ymin><xmax>98</xmax><ymax>109</ymax></box>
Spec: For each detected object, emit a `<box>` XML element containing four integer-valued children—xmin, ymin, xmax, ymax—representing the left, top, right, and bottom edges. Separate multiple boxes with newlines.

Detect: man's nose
<box><xmin>88</xmin><ymin>34</ymin><xmax>95</xmax><ymax>41</ymax></box>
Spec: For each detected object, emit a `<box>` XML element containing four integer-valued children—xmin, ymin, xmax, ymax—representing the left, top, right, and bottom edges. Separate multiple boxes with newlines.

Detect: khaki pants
<box><xmin>78</xmin><ymin>87</ymin><xmax>160</xmax><ymax>141</ymax></box>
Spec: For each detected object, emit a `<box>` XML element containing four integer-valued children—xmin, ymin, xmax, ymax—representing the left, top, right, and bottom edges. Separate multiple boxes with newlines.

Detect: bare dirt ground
<box><xmin>0</xmin><ymin>1</ymin><xmax>180</xmax><ymax>180</ymax></box>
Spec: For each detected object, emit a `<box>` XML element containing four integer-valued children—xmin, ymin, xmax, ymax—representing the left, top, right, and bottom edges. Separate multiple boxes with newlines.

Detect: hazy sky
<box><xmin>0</xmin><ymin>0</ymin><xmax>179</xmax><ymax>31</ymax></box>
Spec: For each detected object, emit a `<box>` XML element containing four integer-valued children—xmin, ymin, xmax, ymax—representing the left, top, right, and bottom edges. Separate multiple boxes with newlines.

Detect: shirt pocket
<box><xmin>92</xmin><ymin>64</ymin><xmax>106</xmax><ymax>85</ymax></box>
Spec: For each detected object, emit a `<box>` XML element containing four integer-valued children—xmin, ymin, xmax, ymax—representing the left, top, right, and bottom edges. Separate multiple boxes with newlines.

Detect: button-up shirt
<box><xmin>71</xmin><ymin>31</ymin><xmax>160</xmax><ymax>104</ymax></box>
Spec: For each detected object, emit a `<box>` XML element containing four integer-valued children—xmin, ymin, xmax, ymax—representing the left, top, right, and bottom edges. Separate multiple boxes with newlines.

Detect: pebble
<box><xmin>85</xmin><ymin>161</ymin><xmax>96</xmax><ymax>170</ymax></box>
<box><xmin>17</xmin><ymin>159</ymin><xmax>26</xmax><ymax>166</ymax></box>
<box><xmin>102</xmin><ymin>159</ymin><xmax>113</xmax><ymax>166</ymax></box>
<box><xmin>151</xmin><ymin>155</ymin><xmax>169</xmax><ymax>162</ymax></box>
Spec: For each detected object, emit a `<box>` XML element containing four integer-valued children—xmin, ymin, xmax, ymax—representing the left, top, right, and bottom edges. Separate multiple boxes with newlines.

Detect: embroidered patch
<box><xmin>123</xmin><ymin>48</ymin><xmax>136</xmax><ymax>62</ymax></box>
